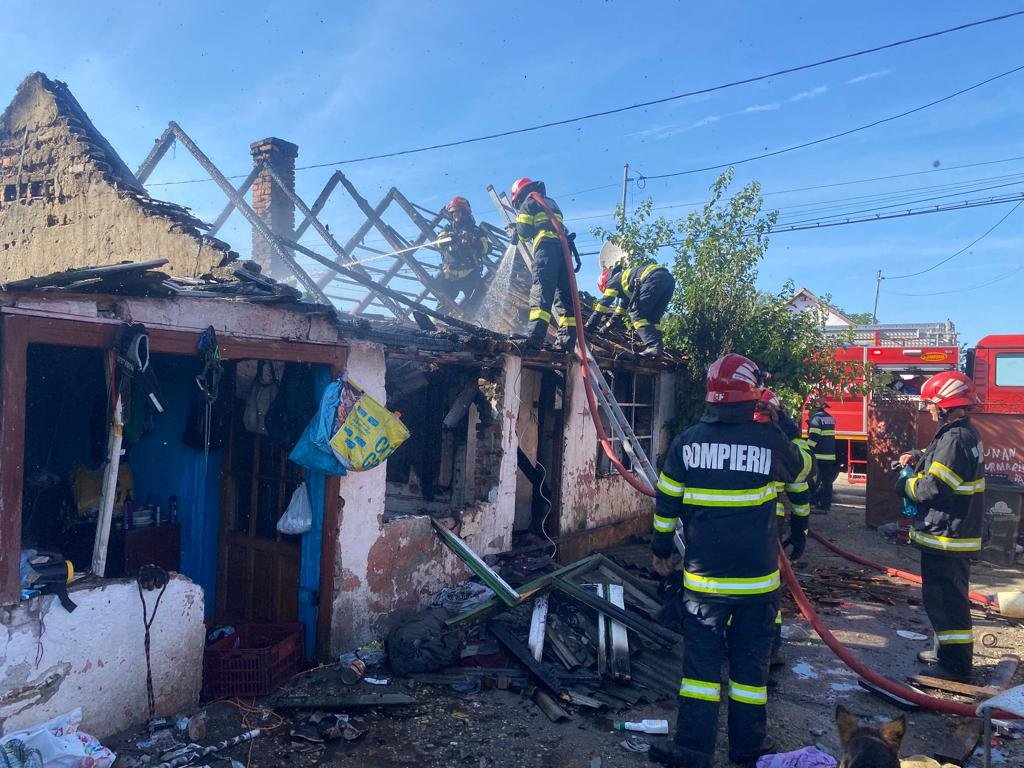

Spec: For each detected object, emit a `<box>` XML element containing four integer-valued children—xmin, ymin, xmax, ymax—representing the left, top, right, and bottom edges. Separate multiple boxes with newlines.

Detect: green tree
<box><xmin>592</xmin><ymin>168</ymin><xmax>844</xmax><ymax>426</ymax></box>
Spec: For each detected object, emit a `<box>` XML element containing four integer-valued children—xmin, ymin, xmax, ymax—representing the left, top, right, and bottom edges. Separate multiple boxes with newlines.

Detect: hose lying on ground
<box><xmin>809</xmin><ymin>529</ymin><xmax>996</xmax><ymax>607</ymax></box>
<box><xmin>779</xmin><ymin>542</ymin><xmax>1016</xmax><ymax>719</ymax></box>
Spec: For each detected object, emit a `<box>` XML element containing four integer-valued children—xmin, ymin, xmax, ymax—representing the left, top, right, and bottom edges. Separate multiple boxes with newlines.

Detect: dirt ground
<box><xmin>110</xmin><ymin>479</ymin><xmax>1024</xmax><ymax>767</ymax></box>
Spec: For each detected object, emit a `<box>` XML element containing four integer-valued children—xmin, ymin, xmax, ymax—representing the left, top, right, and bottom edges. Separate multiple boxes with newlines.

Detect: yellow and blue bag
<box><xmin>329</xmin><ymin>376</ymin><xmax>409</xmax><ymax>471</ymax></box>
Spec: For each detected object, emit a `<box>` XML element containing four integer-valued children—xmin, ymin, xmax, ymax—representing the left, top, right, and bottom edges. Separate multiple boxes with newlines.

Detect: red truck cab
<box><xmin>967</xmin><ymin>334</ymin><xmax>1024</xmax><ymax>414</ymax></box>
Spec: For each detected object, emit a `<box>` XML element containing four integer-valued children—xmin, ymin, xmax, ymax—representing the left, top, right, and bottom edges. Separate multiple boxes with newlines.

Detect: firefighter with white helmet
<box><xmin>650</xmin><ymin>354</ymin><xmax>804</xmax><ymax>767</ymax></box>
<box><xmin>896</xmin><ymin>370</ymin><xmax>986</xmax><ymax>681</ymax></box>
<box><xmin>584</xmin><ymin>242</ymin><xmax>675</xmax><ymax>359</ymax></box>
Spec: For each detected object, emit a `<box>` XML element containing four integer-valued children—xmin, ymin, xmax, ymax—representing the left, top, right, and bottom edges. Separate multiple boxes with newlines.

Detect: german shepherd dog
<box><xmin>836</xmin><ymin>704</ymin><xmax>907</xmax><ymax>768</ymax></box>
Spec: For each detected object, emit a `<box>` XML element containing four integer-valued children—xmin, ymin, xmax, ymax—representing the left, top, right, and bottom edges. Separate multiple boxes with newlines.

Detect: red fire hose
<box><xmin>527</xmin><ymin>191</ymin><xmax>656</xmax><ymax>498</ymax></box>
<box><xmin>809</xmin><ymin>529</ymin><xmax>996</xmax><ymax>607</ymax></box>
<box><xmin>780</xmin><ymin>544</ymin><xmax>1015</xmax><ymax>718</ymax></box>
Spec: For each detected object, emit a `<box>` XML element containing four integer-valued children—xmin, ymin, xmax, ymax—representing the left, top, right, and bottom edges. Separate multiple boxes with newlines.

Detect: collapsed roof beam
<box><xmin>209</xmin><ymin>165</ymin><xmax>262</xmax><ymax>236</ymax></box>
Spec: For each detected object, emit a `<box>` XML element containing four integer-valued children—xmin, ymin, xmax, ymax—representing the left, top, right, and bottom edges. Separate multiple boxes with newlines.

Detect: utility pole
<box><xmin>871</xmin><ymin>270</ymin><xmax>882</xmax><ymax>325</ymax></box>
<box><xmin>619</xmin><ymin>163</ymin><xmax>630</xmax><ymax>231</ymax></box>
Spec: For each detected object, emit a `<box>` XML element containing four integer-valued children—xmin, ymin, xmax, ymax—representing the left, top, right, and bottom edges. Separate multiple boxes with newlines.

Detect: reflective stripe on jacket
<box><xmin>653</xmin><ymin>403</ymin><xmax>804</xmax><ymax>601</ymax></box>
<box><xmin>515</xmin><ymin>193</ymin><xmax>565</xmax><ymax>251</ymax></box>
<box><xmin>903</xmin><ymin>417</ymin><xmax>985</xmax><ymax>556</ymax></box>
<box><xmin>591</xmin><ymin>264</ymin><xmax>668</xmax><ymax>316</ymax></box>
<box><xmin>807</xmin><ymin>407</ymin><xmax>837</xmax><ymax>461</ymax></box>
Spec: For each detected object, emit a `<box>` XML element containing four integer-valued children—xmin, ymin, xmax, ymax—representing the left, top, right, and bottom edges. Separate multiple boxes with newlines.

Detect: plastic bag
<box><xmin>243</xmin><ymin>361</ymin><xmax>279</xmax><ymax>436</ymax></box>
<box><xmin>328</xmin><ymin>375</ymin><xmax>409</xmax><ymax>472</ymax></box>
<box><xmin>0</xmin><ymin>708</ymin><xmax>116</xmax><ymax>768</ymax></box>
<box><xmin>277</xmin><ymin>482</ymin><xmax>312</xmax><ymax>535</ymax></box>
<box><xmin>289</xmin><ymin>381</ymin><xmax>349</xmax><ymax>476</ymax></box>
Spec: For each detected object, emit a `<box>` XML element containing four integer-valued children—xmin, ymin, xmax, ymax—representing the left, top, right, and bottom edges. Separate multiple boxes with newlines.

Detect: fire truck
<box><xmin>818</xmin><ymin>322</ymin><xmax>959</xmax><ymax>481</ymax></box>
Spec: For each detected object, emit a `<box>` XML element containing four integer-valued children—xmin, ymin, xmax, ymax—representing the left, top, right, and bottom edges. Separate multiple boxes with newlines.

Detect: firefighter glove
<box><xmin>783</xmin><ymin>516</ymin><xmax>808</xmax><ymax>561</ymax></box>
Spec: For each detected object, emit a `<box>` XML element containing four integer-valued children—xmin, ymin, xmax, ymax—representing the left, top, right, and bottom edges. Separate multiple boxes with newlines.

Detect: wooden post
<box><xmin>91</xmin><ymin>394</ymin><xmax>123</xmax><ymax>577</ymax></box>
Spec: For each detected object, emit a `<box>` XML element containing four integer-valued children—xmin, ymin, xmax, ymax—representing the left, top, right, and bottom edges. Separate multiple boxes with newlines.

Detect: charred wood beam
<box><xmin>606</xmin><ymin>584</ymin><xmax>631</xmax><ymax>683</ymax></box>
<box><xmin>553</xmin><ymin>578</ymin><xmax>680</xmax><ymax>648</ymax></box>
<box><xmin>297</xmin><ymin>172</ymin><xmax>344</xmax><ymax>244</ymax></box>
<box><xmin>488</xmin><ymin>619</ymin><xmax>564</xmax><ymax>697</ymax></box>
<box><xmin>262</xmin><ymin>164</ymin><xmax>408</xmax><ymax>319</ymax></box>
<box><xmin>134</xmin><ymin>127</ymin><xmax>176</xmax><ymax>184</ymax></box>
<box><xmin>161</xmin><ymin>122</ymin><xmax>328</xmax><ymax>304</ymax></box>
<box><xmin>208</xmin><ymin>164</ymin><xmax>263</xmax><ymax>236</ymax></box>
<box><xmin>337</xmin><ymin>175</ymin><xmax>463</xmax><ymax>317</ymax></box>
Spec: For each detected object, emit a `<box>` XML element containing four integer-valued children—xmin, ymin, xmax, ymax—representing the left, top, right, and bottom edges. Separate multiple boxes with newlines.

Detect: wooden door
<box><xmin>217</xmin><ymin>389</ymin><xmax>302</xmax><ymax>624</ymax></box>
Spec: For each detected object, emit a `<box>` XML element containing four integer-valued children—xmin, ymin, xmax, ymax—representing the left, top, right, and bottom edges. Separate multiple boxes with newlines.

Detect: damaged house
<box><xmin>0</xmin><ymin>73</ymin><xmax>678</xmax><ymax>738</ymax></box>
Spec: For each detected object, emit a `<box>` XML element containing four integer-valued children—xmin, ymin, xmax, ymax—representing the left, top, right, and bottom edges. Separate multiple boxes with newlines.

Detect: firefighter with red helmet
<box><xmin>437</xmin><ymin>196</ymin><xmax>490</xmax><ymax>302</ymax></box>
<box><xmin>896</xmin><ymin>370</ymin><xmax>985</xmax><ymax>681</ymax></box>
<box><xmin>583</xmin><ymin>255</ymin><xmax>676</xmax><ymax>359</ymax></box>
<box><xmin>650</xmin><ymin>354</ymin><xmax>804</xmax><ymax>767</ymax></box>
<box><xmin>754</xmin><ymin>389</ymin><xmax>814</xmax><ymax>668</ymax></box>
<box><xmin>508</xmin><ymin>178</ymin><xmax>580</xmax><ymax>351</ymax></box>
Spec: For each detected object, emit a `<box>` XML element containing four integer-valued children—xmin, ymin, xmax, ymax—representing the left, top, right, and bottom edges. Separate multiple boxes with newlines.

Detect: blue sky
<box><xmin>4</xmin><ymin>1</ymin><xmax>1023</xmax><ymax>346</ymax></box>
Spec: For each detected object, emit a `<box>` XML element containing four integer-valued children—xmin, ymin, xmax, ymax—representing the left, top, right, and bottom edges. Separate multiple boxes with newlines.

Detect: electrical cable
<box><xmin>886</xmin><ymin>262</ymin><xmax>1024</xmax><ymax>296</ymax></box>
<box><xmin>883</xmin><ymin>200</ymin><xmax>1023</xmax><ymax>279</ymax></box>
<box><xmin>779</xmin><ymin>546</ymin><xmax>1015</xmax><ymax>719</ymax></box>
<box><xmin>638</xmin><ymin>63</ymin><xmax>1024</xmax><ymax>181</ymax></box>
<box><xmin>143</xmin><ymin>13</ymin><xmax>1024</xmax><ymax>187</ymax></box>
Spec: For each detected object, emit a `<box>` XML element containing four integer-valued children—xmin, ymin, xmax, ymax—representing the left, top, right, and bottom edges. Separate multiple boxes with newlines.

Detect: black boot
<box><xmin>522</xmin><ymin>323</ymin><xmax>547</xmax><ymax>352</ymax></box>
<box><xmin>639</xmin><ymin>343</ymin><xmax>663</xmax><ymax>360</ymax></box>
<box><xmin>729</xmin><ymin>737</ymin><xmax>777</xmax><ymax>766</ymax></box>
<box><xmin>648</xmin><ymin>742</ymin><xmax>711</xmax><ymax>768</ymax></box>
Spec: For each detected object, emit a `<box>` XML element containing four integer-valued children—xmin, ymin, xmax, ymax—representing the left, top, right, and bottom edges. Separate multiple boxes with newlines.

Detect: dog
<box><xmin>836</xmin><ymin>704</ymin><xmax>906</xmax><ymax>768</ymax></box>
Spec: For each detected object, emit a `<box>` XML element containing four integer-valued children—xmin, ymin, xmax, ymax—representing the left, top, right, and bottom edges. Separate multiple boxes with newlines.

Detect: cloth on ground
<box><xmin>756</xmin><ymin>747</ymin><xmax>837</xmax><ymax>768</ymax></box>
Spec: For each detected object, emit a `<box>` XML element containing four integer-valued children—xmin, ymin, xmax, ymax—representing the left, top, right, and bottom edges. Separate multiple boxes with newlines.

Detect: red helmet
<box><xmin>597</xmin><ymin>269</ymin><xmax>610</xmax><ymax>293</ymax></box>
<box><xmin>753</xmin><ymin>389</ymin><xmax>780</xmax><ymax>423</ymax></box>
<box><xmin>920</xmin><ymin>371</ymin><xmax>980</xmax><ymax>410</ymax></box>
<box><xmin>447</xmin><ymin>196</ymin><xmax>471</xmax><ymax>215</ymax></box>
<box><xmin>510</xmin><ymin>177</ymin><xmax>533</xmax><ymax>207</ymax></box>
<box><xmin>705</xmin><ymin>353</ymin><xmax>762</xmax><ymax>404</ymax></box>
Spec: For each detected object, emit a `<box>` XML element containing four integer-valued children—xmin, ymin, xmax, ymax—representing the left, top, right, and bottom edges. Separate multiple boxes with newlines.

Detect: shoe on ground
<box><xmin>648</xmin><ymin>742</ymin><xmax>712</xmax><ymax>768</ymax></box>
<box><xmin>729</xmin><ymin>737</ymin><xmax>777</xmax><ymax>766</ymax></box>
<box><xmin>929</xmin><ymin>665</ymin><xmax>974</xmax><ymax>684</ymax></box>
<box><xmin>917</xmin><ymin>648</ymin><xmax>939</xmax><ymax>665</ymax></box>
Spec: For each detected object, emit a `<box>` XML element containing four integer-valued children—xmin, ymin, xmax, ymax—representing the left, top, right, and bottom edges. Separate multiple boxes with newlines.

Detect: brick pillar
<box><xmin>250</xmin><ymin>137</ymin><xmax>298</xmax><ymax>277</ymax></box>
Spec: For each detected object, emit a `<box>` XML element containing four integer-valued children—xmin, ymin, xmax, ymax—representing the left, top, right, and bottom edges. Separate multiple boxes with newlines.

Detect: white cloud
<box><xmin>788</xmin><ymin>85</ymin><xmax>829</xmax><ymax>102</ymax></box>
<box><xmin>744</xmin><ymin>103</ymin><xmax>781</xmax><ymax>113</ymax></box>
<box><xmin>846</xmin><ymin>70</ymin><xmax>891</xmax><ymax>85</ymax></box>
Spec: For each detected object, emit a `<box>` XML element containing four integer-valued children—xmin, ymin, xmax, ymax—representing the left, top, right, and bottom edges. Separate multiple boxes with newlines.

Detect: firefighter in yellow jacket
<box><xmin>650</xmin><ymin>354</ymin><xmax>803</xmax><ymax>767</ymax></box>
<box><xmin>897</xmin><ymin>371</ymin><xmax>986</xmax><ymax>681</ymax></box>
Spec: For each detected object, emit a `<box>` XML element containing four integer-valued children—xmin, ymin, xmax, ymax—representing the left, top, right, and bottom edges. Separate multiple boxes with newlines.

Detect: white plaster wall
<box><xmin>514</xmin><ymin>369</ymin><xmax>543</xmax><ymax>530</ymax></box>
<box><xmin>0</xmin><ymin>576</ymin><xmax>204</xmax><ymax>739</ymax></box>
<box><xmin>559</xmin><ymin>363</ymin><xmax>658</xmax><ymax>534</ymax></box>
<box><xmin>328</xmin><ymin>351</ymin><xmax>521</xmax><ymax>654</ymax></box>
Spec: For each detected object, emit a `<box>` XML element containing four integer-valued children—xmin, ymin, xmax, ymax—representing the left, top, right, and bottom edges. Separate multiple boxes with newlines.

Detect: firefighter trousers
<box><xmin>675</xmin><ymin>595</ymin><xmax>778</xmax><ymax>764</ymax></box>
<box><xmin>629</xmin><ymin>269</ymin><xmax>675</xmax><ymax>349</ymax></box>
<box><xmin>812</xmin><ymin>460</ymin><xmax>838</xmax><ymax>510</ymax></box>
<box><xmin>920</xmin><ymin>551</ymin><xmax>973</xmax><ymax>674</ymax></box>
<box><xmin>528</xmin><ymin>239</ymin><xmax>576</xmax><ymax>345</ymax></box>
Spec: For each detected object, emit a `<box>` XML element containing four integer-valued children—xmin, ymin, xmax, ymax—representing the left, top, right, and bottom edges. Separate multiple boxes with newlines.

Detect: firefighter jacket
<box><xmin>902</xmin><ymin>417</ymin><xmax>985</xmax><ymax>556</ymax></box>
<box><xmin>591</xmin><ymin>264</ymin><xmax>670</xmax><ymax>319</ymax></box>
<box><xmin>439</xmin><ymin>222</ymin><xmax>489</xmax><ymax>278</ymax></box>
<box><xmin>653</xmin><ymin>402</ymin><xmax>805</xmax><ymax>601</ymax></box>
<box><xmin>806</xmin><ymin>406</ymin><xmax>837</xmax><ymax>462</ymax></box>
<box><xmin>515</xmin><ymin>189</ymin><xmax>565</xmax><ymax>252</ymax></box>
<box><xmin>775</xmin><ymin>410</ymin><xmax>813</xmax><ymax>519</ymax></box>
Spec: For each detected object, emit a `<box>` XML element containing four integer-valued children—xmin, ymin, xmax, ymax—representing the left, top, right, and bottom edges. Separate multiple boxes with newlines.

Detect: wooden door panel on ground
<box><xmin>216</xmin><ymin>362</ymin><xmax>304</xmax><ymax>625</ymax></box>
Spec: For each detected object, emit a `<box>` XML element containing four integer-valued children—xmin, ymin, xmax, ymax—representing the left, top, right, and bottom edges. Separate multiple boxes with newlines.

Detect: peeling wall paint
<box><xmin>0</xmin><ymin>576</ymin><xmax>204</xmax><ymax>739</ymax></box>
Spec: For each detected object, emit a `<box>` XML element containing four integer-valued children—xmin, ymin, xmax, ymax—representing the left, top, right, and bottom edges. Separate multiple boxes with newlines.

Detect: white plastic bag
<box><xmin>0</xmin><ymin>708</ymin><xmax>116</xmax><ymax>768</ymax></box>
<box><xmin>277</xmin><ymin>482</ymin><xmax>312</xmax><ymax>535</ymax></box>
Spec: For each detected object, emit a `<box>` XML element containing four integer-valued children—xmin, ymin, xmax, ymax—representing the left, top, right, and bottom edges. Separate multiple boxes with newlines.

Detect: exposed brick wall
<box><xmin>250</xmin><ymin>137</ymin><xmax>298</xmax><ymax>277</ymax></box>
<box><xmin>471</xmin><ymin>366</ymin><xmax>507</xmax><ymax>501</ymax></box>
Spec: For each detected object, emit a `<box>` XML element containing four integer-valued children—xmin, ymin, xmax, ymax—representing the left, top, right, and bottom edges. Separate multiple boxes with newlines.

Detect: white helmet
<box><xmin>598</xmin><ymin>241</ymin><xmax>628</xmax><ymax>271</ymax></box>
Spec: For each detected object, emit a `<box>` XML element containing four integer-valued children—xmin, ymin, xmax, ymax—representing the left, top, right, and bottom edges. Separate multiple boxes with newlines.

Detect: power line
<box><xmin>143</xmin><ymin>12</ymin><xmax>1024</xmax><ymax>187</ymax></box>
<box><xmin>637</xmin><ymin>63</ymin><xmax>1024</xmax><ymax>181</ymax></box>
<box><xmin>883</xmin><ymin>199</ymin><xmax>1023</xmax><ymax>279</ymax></box>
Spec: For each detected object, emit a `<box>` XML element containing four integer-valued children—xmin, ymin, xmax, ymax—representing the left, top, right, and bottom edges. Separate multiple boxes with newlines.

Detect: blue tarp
<box><xmin>298</xmin><ymin>367</ymin><xmax>331</xmax><ymax>658</ymax></box>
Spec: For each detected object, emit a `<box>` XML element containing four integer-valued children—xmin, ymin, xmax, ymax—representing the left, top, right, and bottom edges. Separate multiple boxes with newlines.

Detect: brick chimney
<box><xmin>250</xmin><ymin>137</ymin><xmax>299</xmax><ymax>277</ymax></box>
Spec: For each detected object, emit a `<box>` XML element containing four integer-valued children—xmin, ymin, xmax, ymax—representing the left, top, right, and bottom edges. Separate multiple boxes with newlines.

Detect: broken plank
<box><xmin>488</xmin><ymin>620</ymin><xmax>564</xmax><ymax>696</ymax></box>
<box><xmin>566</xmin><ymin>690</ymin><xmax>606</xmax><ymax>709</ymax></box>
<box><xmin>933</xmin><ymin>655</ymin><xmax>1019</xmax><ymax>767</ymax></box>
<box><xmin>544</xmin><ymin>626</ymin><xmax>581</xmax><ymax>670</ymax></box>
<box><xmin>593</xmin><ymin>555</ymin><xmax>662</xmax><ymax>604</ymax></box>
<box><xmin>908</xmin><ymin>675</ymin><xmax>999</xmax><ymax>699</ymax></box>
<box><xmin>269</xmin><ymin>693</ymin><xmax>415</xmax><ymax>709</ymax></box>
<box><xmin>553</xmin><ymin>578</ymin><xmax>681</xmax><ymax>647</ymax></box>
<box><xmin>430</xmin><ymin>518</ymin><xmax>520</xmax><ymax>606</ymax></box>
<box><xmin>593</xmin><ymin>584</ymin><xmax>608</xmax><ymax>679</ymax></box>
<box><xmin>529</xmin><ymin>594</ymin><xmax>549</xmax><ymax>662</ymax></box>
<box><xmin>446</xmin><ymin>554</ymin><xmax>601</xmax><ymax>627</ymax></box>
<box><xmin>606</xmin><ymin>584</ymin><xmax>631</xmax><ymax>683</ymax></box>
<box><xmin>533</xmin><ymin>689</ymin><xmax>572</xmax><ymax>722</ymax></box>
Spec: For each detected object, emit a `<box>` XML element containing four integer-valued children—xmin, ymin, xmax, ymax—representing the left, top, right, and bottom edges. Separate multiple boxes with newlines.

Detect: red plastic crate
<box><xmin>203</xmin><ymin>622</ymin><xmax>303</xmax><ymax>699</ymax></box>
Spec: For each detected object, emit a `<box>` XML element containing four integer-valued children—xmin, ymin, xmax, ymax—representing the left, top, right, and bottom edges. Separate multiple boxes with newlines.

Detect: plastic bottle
<box><xmin>123</xmin><ymin>491</ymin><xmax>134</xmax><ymax>530</ymax></box>
<box><xmin>898</xmin><ymin>465</ymin><xmax>917</xmax><ymax>517</ymax></box>
<box><xmin>613</xmin><ymin>720</ymin><xmax>669</xmax><ymax>734</ymax></box>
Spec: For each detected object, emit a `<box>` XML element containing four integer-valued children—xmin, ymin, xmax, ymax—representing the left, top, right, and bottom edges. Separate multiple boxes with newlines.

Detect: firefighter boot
<box><xmin>648</xmin><ymin>742</ymin><xmax>712</xmax><ymax>768</ymax></box>
<box><xmin>637</xmin><ymin>324</ymin><xmax>663</xmax><ymax>359</ymax></box>
<box><xmin>553</xmin><ymin>324</ymin><xmax>578</xmax><ymax>354</ymax></box>
<box><xmin>522</xmin><ymin>321</ymin><xmax>548</xmax><ymax>352</ymax></box>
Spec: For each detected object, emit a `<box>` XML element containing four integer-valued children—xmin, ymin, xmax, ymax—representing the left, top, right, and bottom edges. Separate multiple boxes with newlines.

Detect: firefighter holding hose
<box><xmin>437</xmin><ymin>196</ymin><xmax>490</xmax><ymax>303</ymax></box>
<box><xmin>896</xmin><ymin>370</ymin><xmax>986</xmax><ymax>682</ymax></box>
<box><xmin>649</xmin><ymin>354</ymin><xmax>804</xmax><ymax>768</ymax></box>
<box><xmin>507</xmin><ymin>177</ymin><xmax>581</xmax><ymax>352</ymax></box>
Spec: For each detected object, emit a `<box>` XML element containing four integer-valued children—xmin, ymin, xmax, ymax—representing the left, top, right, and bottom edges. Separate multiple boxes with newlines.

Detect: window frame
<box><xmin>595</xmin><ymin>369</ymin><xmax>657</xmax><ymax>478</ymax></box>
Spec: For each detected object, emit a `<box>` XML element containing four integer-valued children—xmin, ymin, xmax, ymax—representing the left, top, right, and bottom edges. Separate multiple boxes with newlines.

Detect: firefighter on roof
<box><xmin>754</xmin><ymin>389</ymin><xmax>813</xmax><ymax>669</ymax></box>
<box><xmin>896</xmin><ymin>370</ymin><xmax>985</xmax><ymax>682</ymax></box>
<box><xmin>583</xmin><ymin>243</ymin><xmax>675</xmax><ymax>359</ymax></box>
<box><xmin>806</xmin><ymin>394</ymin><xmax>838</xmax><ymax>512</ymax></box>
<box><xmin>649</xmin><ymin>353</ymin><xmax>803</xmax><ymax>768</ymax></box>
<box><xmin>508</xmin><ymin>177</ymin><xmax>580</xmax><ymax>352</ymax></box>
<box><xmin>437</xmin><ymin>196</ymin><xmax>490</xmax><ymax>303</ymax></box>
